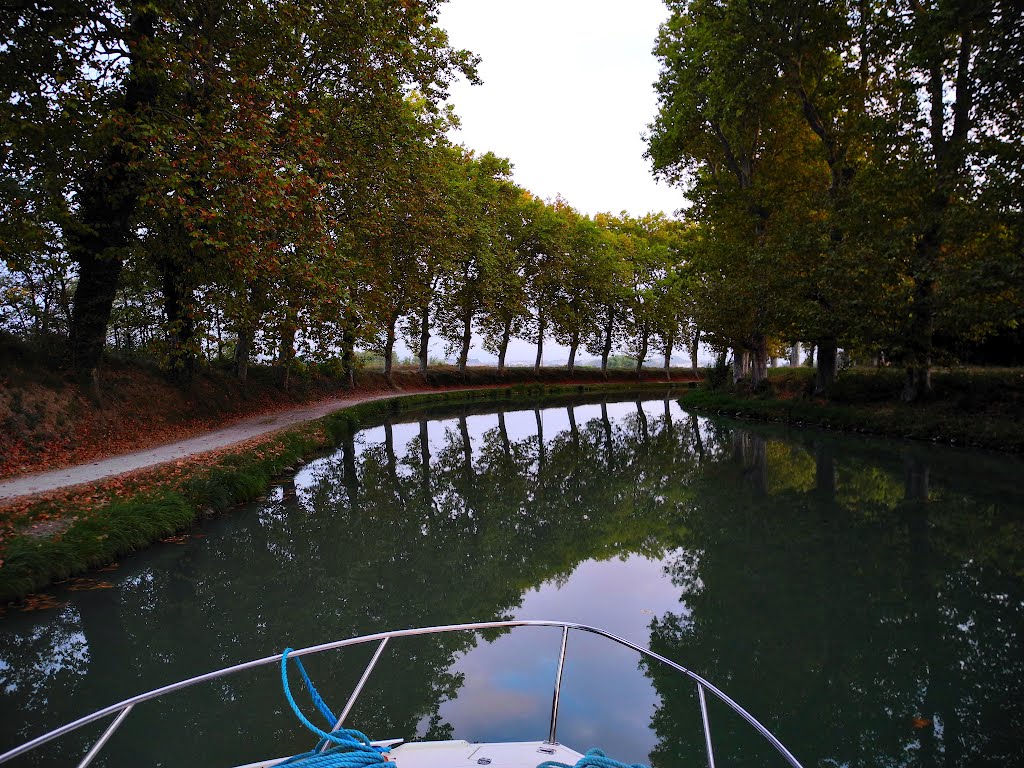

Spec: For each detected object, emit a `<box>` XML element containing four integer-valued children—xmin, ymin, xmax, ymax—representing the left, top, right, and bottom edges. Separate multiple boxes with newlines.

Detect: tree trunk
<box><xmin>750</xmin><ymin>334</ymin><xmax>768</xmax><ymax>386</ymax></box>
<box><xmin>234</xmin><ymin>325</ymin><xmax>252</xmax><ymax>382</ymax></box>
<box><xmin>534</xmin><ymin>310</ymin><xmax>546</xmax><ymax>372</ymax></box>
<box><xmin>732</xmin><ymin>347</ymin><xmax>744</xmax><ymax>384</ymax></box>
<box><xmin>384</xmin><ymin>318</ymin><xmax>397</xmax><ymax>380</ymax></box>
<box><xmin>601</xmin><ymin>308</ymin><xmax>614</xmax><ymax>378</ymax></box>
<box><xmin>157</xmin><ymin>252</ymin><xmax>196</xmax><ymax>380</ymax></box>
<box><xmin>815</xmin><ymin>337</ymin><xmax>838</xmax><ymax>396</ymax></box>
<box><xmin>498</xmin><ymin>317</ymin><xmax>511</xmax><ymax>373</ymax></box>
<box><xmin>901</xmin><ymin>25</ymin><xmax>973</xmax><ymax>403</ymax></box>
<box><xmin>68</xmin><ymin>6</ymin><xmax>158</xmax><ymax>376</ymax></box>
<box><xmin>458</xmin><ymin>307</ymin><xmax>472</xmax><ymax>374</ymax></box>
<box><xmin>790</xmin><ymin>343</ymin><xmax>801</xmax><ymax>367</ymax></box>
<box><xmin>902</xmin><ymin>271</ymin><xmax>935</xmax><ymax>402</ymax></box>
<box><xmin>568</xmin><ymin>332</ymin><xmax>579</xmax><ymax>375</ymax></box>
<box><xmin>635</xmin><ymin>328</ymin><xmax>648</xmax><ymax>378</ymax></box>
<box><xmin>279</xmin><ymin>323</ymin><xmax>296</xmax><ymax>391</ymax></box>
<box><xmin>341</xmin><ymin>338</ymin><xmax>355</xmax><ymax>388</ymax></box>
<box><xmin>418</xmin><ymin>304</ymin><xmax>430</xmax><ymax>375</ymax></box>
<box><xmin>342</xmin><ymin>307</ymin><xmax>358</xmax><ymax>387</ymax></box>
<box><xmin>690</xmin><ymin>330</ymin><xmax>699</xmax><ymax>375</ymax></box>
<box><xmin>903</xmin><ymin>359</ymin><xmax>932</xmax><ymax>403</ymax></box>
<box><xmin>663</xmin><ymin>327</ymin><xmax>674</xmax><ymax>380</ymax></box>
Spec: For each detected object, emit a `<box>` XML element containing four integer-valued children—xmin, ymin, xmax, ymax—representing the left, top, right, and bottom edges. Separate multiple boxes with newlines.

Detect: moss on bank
<box><xmin>681</xmin><ymin>367</ymin><xmax>1024</xmax><ymax>453</ymax></box>
<box><xmin>0</xmin><ymin>379</ymin><xmax>681</xmax><ymax>602</ymax></box>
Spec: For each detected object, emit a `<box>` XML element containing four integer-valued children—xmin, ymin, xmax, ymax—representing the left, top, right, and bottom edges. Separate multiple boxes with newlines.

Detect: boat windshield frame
<box><xmin>0</xmin><ymin>619</ymin><xmax>804</xmax><ymax>768</ymax></box>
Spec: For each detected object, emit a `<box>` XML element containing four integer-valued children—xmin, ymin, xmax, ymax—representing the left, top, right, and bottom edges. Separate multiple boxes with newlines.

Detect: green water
<box><xmin>1</xmin><ymin>394</ymin><xmax>1022</xmax><ymax>767</ymax></box>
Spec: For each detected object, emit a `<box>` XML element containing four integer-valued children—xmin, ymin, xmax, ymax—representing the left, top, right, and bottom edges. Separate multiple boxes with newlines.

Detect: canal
<box><xmin>1</xmin><ymin>393</ymin><xmax>1022</xmax><ymax>767</ymax></box>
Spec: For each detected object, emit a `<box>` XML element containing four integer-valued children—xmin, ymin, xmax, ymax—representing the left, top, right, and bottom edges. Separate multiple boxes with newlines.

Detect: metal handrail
<box><xmin>0</xmin><ymin>620</ymin><xmax>804</xmax><ymax>768</ymax></box>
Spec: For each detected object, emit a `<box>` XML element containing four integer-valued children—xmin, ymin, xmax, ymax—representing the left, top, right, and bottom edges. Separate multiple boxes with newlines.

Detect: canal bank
<box><xmin>0</xmin><ymin>379</ymin><xmax>687</xmax><ymax>602</ymax></box>
<box><xmin>680</xmin><ymin>367</ymin><xmax>1024</xmax><ymax>453</ymax></box>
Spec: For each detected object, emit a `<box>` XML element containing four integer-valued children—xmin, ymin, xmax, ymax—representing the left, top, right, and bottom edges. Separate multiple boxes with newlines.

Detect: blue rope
<box><xmin>538</xmin><ymin>747</ymin><xmax>648</xmax><ymax>768</ymax></box>
<box><xmin>280</xmin><ymin>648</ymin><xmax>391</xmax><ymax>768</ymax></box>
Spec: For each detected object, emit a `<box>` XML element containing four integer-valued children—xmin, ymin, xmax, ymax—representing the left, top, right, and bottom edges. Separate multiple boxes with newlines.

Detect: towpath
<box><xmin>0</xmin><ymin>388</ymin><xmax>440</xmax><ymax>501</ymax></box>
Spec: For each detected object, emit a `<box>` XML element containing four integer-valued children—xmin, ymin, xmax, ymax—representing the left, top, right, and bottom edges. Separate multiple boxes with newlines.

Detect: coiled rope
<box><xmin>279</xmin><ymin>648</ymin><xmax>392</xmax><ymax>768</ymax></box>
<box><xmin>538</xmin><ymin>747</ymin><xmax>648</xmax><ymax>768</ymax></box>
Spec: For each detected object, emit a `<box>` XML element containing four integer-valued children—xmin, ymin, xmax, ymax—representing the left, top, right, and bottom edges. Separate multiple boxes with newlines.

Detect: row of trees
<box><xmin>647</xmin><ymin>0</ymin><xmax>1024</xmax><ymax>399</ymax></box>
<box><xmin>2</xmin><ymin>0</ymin><xmax>704</xmax><ymax>386</ymax></box>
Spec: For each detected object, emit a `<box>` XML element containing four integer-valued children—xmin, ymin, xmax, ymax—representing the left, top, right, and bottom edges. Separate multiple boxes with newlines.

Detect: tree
<box><xmin>549</xmin><ymin>208</ymin><xmax>602</xmax><ymax>373</ymax></box>
<box><xmin>435</xmin><ymin>151</ymin><xmax>514</xmax><ymax>373</ymax></box>
<box><xmin>586</xmin><ymin>219</ymin><xmax>632</xmax><ymax>376</ymax></box>
<box><xmin>479</xmin><ymin>188</ymin><xmax>535</xmax><ymax>373</ymax></box>
<box><xmin>1</xmin><ymin>0</ymin><xmax>478</xmax><ymax>385</ymax></box>
<box><xmin>648</xmin><ymin>0</ymin><xmax>801</xmax><ymax>386</ymax></box>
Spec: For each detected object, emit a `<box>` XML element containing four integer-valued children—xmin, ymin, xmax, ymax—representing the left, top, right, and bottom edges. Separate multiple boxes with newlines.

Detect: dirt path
<box><xmin>0</xmin><ymin>388</ymin><xmax>442</xmax><ymax>501</ymax></box>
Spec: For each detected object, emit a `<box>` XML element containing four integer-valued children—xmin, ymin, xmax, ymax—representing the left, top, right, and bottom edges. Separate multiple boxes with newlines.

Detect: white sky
<box><xmin>437</xmin><ymin>0</ymin><xmax>685</xmax><ymax>218</ymax></box>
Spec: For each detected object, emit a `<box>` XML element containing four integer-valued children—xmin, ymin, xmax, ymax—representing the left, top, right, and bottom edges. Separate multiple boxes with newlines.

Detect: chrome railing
<box><xmin>0</xmin><ymin>620</ymin><xmax>804</xmax><ymax>768</ymax></box>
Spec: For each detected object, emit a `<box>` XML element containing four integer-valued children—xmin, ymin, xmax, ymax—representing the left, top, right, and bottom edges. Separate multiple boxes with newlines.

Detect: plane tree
<box><xmin>478</xmin><ymin>188</ymin><xmax>536</xmax><ymax>372</ymax></box>
<box><xmin>434</xmin><ymin>151</ymin><xmax>514</xmax><ymax>373</ymax></box>
<box><xmin>648</xmin><ymin>0</ymin><xmax>801</xmax><ymax>386</ymax></box>
<box><xmin>549</xmin><ymin>208</ymin><xmax>603</xmax><ymax>373</ymax></box>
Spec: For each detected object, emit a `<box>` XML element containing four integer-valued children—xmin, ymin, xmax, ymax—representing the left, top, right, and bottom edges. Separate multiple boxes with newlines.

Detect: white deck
<box><xmin>234</xmin><ymin>740</ymin><xmax>584</xmax><ymax>768</ymax></box>
<box><xmin>389</xmin><ymin>740</ymin><xmax>584</xmax><ymax>768</ymax></box>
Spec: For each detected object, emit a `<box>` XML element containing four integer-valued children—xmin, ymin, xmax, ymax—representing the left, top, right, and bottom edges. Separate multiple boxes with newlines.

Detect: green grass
<box><xmin>0</xmin><ymin>379</ymin><xmax>683</xmax><ymax>602</ymax></box>
<box><xmin>682</xmin><ymin>367</ymin><xmax>1024</xmax><ymax>453</ymax></box>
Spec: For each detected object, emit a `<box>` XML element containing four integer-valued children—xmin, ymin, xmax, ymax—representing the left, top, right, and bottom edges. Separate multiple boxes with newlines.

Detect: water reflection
<box><xmin>0</xmin><ymin>394</ymin><xmax>1022</xmax><ymax>768</ymax></box>
<box><xmin>646</xmin><ymin>424</ymin><xmax>1024</xmax><ymax>768</ymax></box>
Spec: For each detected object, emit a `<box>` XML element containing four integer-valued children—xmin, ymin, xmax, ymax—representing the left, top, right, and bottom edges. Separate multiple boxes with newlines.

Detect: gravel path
<box><xmin>0</xmin><ymin>388</ymin><xmax>440</xmax><ymax>501</ymax></box>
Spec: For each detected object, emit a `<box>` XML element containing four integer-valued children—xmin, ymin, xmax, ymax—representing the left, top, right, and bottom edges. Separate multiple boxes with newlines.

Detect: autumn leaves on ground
<box><xmin>0</xmin><ymin>347</ymin><xmax>340</xmax><ymax>550</ymax></box>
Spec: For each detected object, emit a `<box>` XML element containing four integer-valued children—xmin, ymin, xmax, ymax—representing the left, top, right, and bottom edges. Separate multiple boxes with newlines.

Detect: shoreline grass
<box><xmin>680</xmin><ymin>367</ymin><xmax>1024</xmax><ymax>453</ymax></box>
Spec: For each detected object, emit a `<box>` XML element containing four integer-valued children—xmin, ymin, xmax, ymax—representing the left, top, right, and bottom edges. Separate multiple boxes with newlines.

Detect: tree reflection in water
<box><xmin>646</xmin><ymin>425</ymin><xmax>1024</xmax><ymax>768</ymax></box>
<box><xmin>1</xmin><ymin>395</ymin><xmax>1022</xmax><ymax>768</ymax></box>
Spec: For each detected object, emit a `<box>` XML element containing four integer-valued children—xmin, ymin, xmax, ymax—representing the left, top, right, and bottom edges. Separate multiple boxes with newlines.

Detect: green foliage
<box><xmin>648</xmin><ymin>0</ymin><xmax>1024</xmax><ymax>397</ymax></box>
<box><xmin>680</xmin><ymin>368</ymin><xmax>1024</xmax><ymax>452</ymax></box>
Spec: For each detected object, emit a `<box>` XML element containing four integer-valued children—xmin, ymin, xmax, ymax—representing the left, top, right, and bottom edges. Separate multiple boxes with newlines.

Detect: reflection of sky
<box><xmin>0</xmin><ymin>605</ymin><xmax>89</xmax><ymax>705</ymax></box>
<box><xmin>335</xmin><ymin>397</ymin><xmax>691</xmax><ymax>482</ymax></box>
<box><xmin>431</xmin><ymin>555</ymin><xmax>691</xmax><ymax>764</ymax></box>
<box><xmin>295</xmin><ymin>398</ymin><xmax>698</xmax><ymax>763</ymax></box>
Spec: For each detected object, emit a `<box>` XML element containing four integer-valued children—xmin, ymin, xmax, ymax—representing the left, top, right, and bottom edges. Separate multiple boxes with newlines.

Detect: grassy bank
<box><xmin>0</xmin><ymin>378</ymin><xmax>683</xmax><ymax>602</ymax></box>
<box><xmin>681</xmin><ymin>367</ymin><xmax>1024</xmax><ymax>453</ymax></box>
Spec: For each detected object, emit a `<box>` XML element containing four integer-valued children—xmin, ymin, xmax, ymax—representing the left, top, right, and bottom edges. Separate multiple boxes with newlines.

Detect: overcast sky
<box><xmin>400</xmin><ymin>1</ymin><xmax>690</xmax><ymax>364</ymax></box>
<box><xmin>436</xmin><ymin>0</ymin><xmax>685</xmax><ymax>219</ymax></box>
